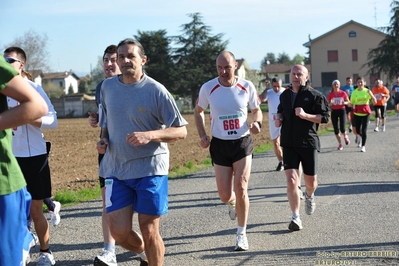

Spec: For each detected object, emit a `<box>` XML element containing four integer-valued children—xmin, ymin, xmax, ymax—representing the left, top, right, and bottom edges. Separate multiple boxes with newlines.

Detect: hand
<box><xmin>126</xmin><ymin>131</ymin><xmax>151</xmax><ymax>146</ymax></box>
<box><xmin>97</xmin><ymin>138</ymin><xmax>108</xmax><ymax>154</ymax></box>
<box><xmin>88</xmin><ymin>112</ymin><xmax>98</xmax><ymax>128</ymax></box>
<box><xmin>249</xmin><ymin>122</ymin><xmax>261</xmax><ymax>134</ymax></box>
<box><xmin>200</xmin><ymin>135</ymin><xmax>210</xmax><ymax>149</ymax></box>
<box><xmin>295</xmin><ymin>107</ymin><xmax>306</xmax><ymax>119</ymax></box>
<box><xmin>275</xmin><ymin>119</ymin><xmax>282</xmax><ymax>127</ymax></box>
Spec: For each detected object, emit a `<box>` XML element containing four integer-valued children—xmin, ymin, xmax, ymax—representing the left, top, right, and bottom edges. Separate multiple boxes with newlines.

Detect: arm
<box><xmin>296</xmin><ymin>94</ymin><xmax>329</xmax><ymax>124</ymax></box>
<box><xmin>194</xmin><ymin>104</ymin><xmax>210</xmax><ymax>149</ymax></box>
<box><xmin>126</xmin><ymin>126</ymin><xmax>187</xmax><ymax>146</ymax></box>
<box><xmin>368</xmin><ymin>90</ymin><xmax>377</xmax><ymax>105</ymax></box>
<box><xmin>97</xmin><ymin>127</ymin><xmax>109</xmax><ymax>154</ymax></box>
<box><xmin>0</xmin><ymin>75</ymin><xmax>48</xmax><ymax>131</ymax></box>
<box><xmin>249</xmin><ymin>106</ymin><xmax>262</xmax><ymax>134</ymax></box>
<box><xmin>259</xmin><ymin>88</ymin><xmax>268</xmax><ymax>103</ymax></box>
<box><xmin>29</xmin><ymin>83</ymin><xmax>58</xmax><ymax>129</ymax></box>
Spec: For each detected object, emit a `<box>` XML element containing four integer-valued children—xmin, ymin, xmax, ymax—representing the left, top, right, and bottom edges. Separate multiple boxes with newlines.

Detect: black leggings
<box><xmin>331</xmin><ymin>109</ymin><xmax>346</xmax><ymax>135</ymax></box>
<box><xmin>354</xmin><ymin>114</ymin><xmax>370</xmax><ymax>146</ymax></box>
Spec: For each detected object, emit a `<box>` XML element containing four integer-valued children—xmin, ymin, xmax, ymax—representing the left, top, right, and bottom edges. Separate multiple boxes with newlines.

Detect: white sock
<box><xmin>237</xmin><ymin>226</ymin><xmax>246</xmax><ymax>235</ymax></box>
<box><xmin>138</xmin><ymin>251</ymin><xmax>147</xmax><ymax>261</ymax></box>
<box><xmin>292</xmin><ymin>212</ymin><xmax>300</xmax><ymax>219</ymax></box>
<box><xmin>228</xmin><ymin>200</ymin><xmax>236</xmax><ymax>206</ymax></box>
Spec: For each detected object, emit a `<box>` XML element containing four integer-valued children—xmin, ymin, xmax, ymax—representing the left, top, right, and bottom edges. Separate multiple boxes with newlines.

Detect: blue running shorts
<box><xmin>0</xmin><ymin>186</ymin><xmax>34</xmax><ymax>265</ymax></box>
<box><xmin>105</xmin><ymin>175</ymin><xmax>168</xmax><ymax>216</ymax></box>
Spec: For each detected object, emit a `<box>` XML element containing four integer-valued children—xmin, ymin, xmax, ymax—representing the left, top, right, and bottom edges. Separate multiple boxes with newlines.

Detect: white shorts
<box><xmin>269</xmin><ymin>122</ymin><xmax>281</xmax><ymax>140</ymax></box>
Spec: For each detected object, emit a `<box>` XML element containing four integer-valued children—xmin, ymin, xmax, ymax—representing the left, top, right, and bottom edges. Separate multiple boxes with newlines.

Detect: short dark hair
<box><xmin>103</xmin><ymin>45</ymin><xmax>117</xmax><ymax>60</ymax></box>
<box><xmin>346</xmin><ymin>77</ymin><xmax>352</xmax><ymax>80</ymax></box>
<box><xmin>4</xmin><ymin>46</ymin><xmax>27</xmax><ymax>62</ymax></box>
<box><xmin>117</xmin><ymin>38</ymin><xmax>146</xmax><ymax>58</ymax></box>
<box><xmin>271</xmin><ymin>77</ymin><xmax>281</xmax><ymax>83</ymax></box>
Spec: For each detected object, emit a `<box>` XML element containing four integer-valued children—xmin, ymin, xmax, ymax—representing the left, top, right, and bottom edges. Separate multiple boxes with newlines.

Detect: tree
<box><xmin>365</xmin><ymin>0</ymin><xmax>399</xmax><ymax>81</ymax></box>
<box><xmin>3</xmin><ymin>29</ymin><xmax>50</xmax><ymax>72</ymax></box>
<box><xmin>260</xmin><ymin>53</ymin><xmax>276</xmax><ymax>69</ymax></box>
<box><xmin>43</xmin><ymin>82</ymin><xmax>64</xmax><ymax>98</ymax></box>
<box><xmin>277</xmin><ymin>52</ymin><xmax>291</xmax><ymax>65</ymax></box>
<box><xmin>68</xmin><ymin>84</ymin><xmax>74</xmax><ymax>94</ymax></box>
<box><xmin>291</xmin><ymin>54</ymin><xmax>304</xmax><ymax>65</ymax></box>
<box><xmin>172</xmin><ymin>13</ymin><xmax>228</xmax><ymax>105</ymax></box>
<box><xmin>134</xmin><ymin>30</ymin><xmax>175</xmax><ymax>89</ymax></box>
<box><xmin>78</xmin><ymin>76</ymin><xmax>92</xmax><ymax>94</ymax></box>
<box><xmin>90</xmin><ymin>57</ymin><xmax>104</xmax><ymax>91</ymax></box>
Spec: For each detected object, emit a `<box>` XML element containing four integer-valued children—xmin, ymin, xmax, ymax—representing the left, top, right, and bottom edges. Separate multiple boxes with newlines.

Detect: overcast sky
<box><xmin>1</xmin><ymin>0</ymin><xmax>393</xmax><ymax>76</ymax></box>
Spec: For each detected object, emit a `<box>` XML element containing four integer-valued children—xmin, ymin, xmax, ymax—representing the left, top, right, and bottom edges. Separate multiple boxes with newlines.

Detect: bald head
<box><xmin>290</xmin><ymin>64</ymin><xmax>309</xmax><ymax>90</ymax></box>
<box><xmin>216</xmin><ymin>51</ymin><xmax>238</xmax><ymax>87</ymax></box>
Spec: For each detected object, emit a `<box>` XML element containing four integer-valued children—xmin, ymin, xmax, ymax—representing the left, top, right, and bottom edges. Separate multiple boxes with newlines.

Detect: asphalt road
<box><xmin>28</xmin><ymin>116</ymin><xmax>399</xmax><ymax>266</ymax></box>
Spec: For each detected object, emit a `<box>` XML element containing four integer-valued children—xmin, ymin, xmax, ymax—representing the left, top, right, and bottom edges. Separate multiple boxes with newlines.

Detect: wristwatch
<box><xmin>255</xmin><ymin>121</ymin><xmax>262</xmax><ymax>128</ymax></box>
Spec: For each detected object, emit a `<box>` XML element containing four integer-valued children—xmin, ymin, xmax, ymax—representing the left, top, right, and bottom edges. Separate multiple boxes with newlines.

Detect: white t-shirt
<box><xmin>197</xmin><ymin>77</ymin><xmax>260</xmax><ymax>140</ymax></box>
<box><xmin>264</xmin><ymin>88</ymin><xmax>284</xmax><ymax>120</ymax></box>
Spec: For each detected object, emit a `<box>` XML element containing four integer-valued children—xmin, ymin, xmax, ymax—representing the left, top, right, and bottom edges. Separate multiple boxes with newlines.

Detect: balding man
<box><xmin>194</xmin><ymin>51</ymin><xmax>262</xmax><ymax>251</ymax></box>
<box><xmin>275</xmin><ymin>65</ymin><xmax>329</xmax><ymax>231</ymax></box>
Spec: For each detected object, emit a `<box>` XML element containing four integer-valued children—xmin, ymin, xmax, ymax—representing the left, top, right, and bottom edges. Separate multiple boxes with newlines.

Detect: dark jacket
<box><xmin>277</xmin><ymin>85</ymin><xmax>330</xmax><ymax>151</ymax></box>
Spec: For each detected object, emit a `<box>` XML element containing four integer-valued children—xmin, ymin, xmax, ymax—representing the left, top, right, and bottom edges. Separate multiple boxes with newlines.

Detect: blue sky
<box><xmin>1</xmin><ymin>0</ymin><xmax>393</xmax><ymax>77</ymax></box>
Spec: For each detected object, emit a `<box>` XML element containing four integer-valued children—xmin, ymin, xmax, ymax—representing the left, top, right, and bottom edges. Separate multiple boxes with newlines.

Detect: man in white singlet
<box><xmin>194</xmin><ymin>51</ymin><xmax>262</xmax><ymax>252</ymax></box>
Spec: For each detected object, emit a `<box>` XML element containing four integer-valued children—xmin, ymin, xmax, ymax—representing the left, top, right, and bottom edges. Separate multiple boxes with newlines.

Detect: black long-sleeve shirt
<box><xmin>277</xmin><ymin>85</ymin><xmax>330</xmax><ymax>151</ymax></box>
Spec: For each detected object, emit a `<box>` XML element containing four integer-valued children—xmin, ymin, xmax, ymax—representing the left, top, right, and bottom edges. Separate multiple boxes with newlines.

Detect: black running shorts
<box><xmin>282</xmin><ymin>147</ymin><xmax>318</xmax><ymax>176</ymax></box>
<box><xmin>210</xmin><ymin>135</ymin><xmax>253</xmax><ymax>167</ymax></box>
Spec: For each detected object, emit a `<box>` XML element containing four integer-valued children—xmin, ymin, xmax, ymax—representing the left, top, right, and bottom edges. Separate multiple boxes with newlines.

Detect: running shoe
<box><xmin>50</xmin><ymin>201</ymin><xmax>61</xmax><ymax>226</ymax></box>
<box><xmin>355</xmin><ymin>135</ymin><xmax>359</xmax><ymax>144</ymax></box>
<box><xmin>37</xmin><ymin>252</ymin><xmax>55</xmax><ymax>266</ymax></box>
<box><xmin>344</xmin><ymin>135</ymin><xmax>350</xmax><ymax>145</ymax></box>
<box><xmin>360</xmin><ymin>146</ymin><xmax>366</xmax><ymax>153</ymax></box>
<box><xmin>305</xmin><ymin>192</ymin><xmax>316</xmax><ymax>215</ymax></box>
<box><xmin>374</xmin><ymin>126</ymin><xmax>379</xmax><ymax>132</ymax></box>
<box><xmin>358</xmin><ymin>137</ymin><xmax>362</xmax><ymax>148</ymax></box>
<box><xmin>228</xmin><ymin>201</ymin><xmax>237</xmax><ymax>220</ymax></box>
<box><xmin>382</xmin><ymin>125</ymin><xmax>386</xmax><ymax>132</ymax></box>
<box><xmin>234</xmin><ymin>233</ymin><xmax>249</xmax><ymax>251</ymax></box>
<box><xmin>348</xmin><ymin>125</ymin><xmax>352</xmax><ymax>133</ymax></box>
<box><xmin>288</xmin><ymin>216</ymin><xmax>303</xmax><ymax>231</ymax></box>
<box><xmin>275</xmin><ymin>161</ymin><xmax>284</xmax><ymax>171</ymax></box>
<box><xmin>93</xmin><ymin>250</ymin><xmax>117</xmax><ymax>266</ymax></box>
<box><xmin>337</xmin><ymin>144</ymin><xmax>343</xmax><ymax>150</ymax></box>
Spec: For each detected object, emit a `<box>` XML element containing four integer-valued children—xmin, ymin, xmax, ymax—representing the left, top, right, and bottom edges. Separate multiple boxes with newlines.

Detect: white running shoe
<box><xmin>360</xmin><ymin>146</ymin><xmax>366</xmax><ymax>152</ymax></box>
<box><xmin>305</xmin><ymin>192</ymin><xmax>316</xmax><ymax>215</ymax></box>
<box><xmin>234</xmin><ymin>233</ymin><xmax>249</xmax><ymax>251</ymax></box>
<box><xmin>358</xmin><ymin>137</ymin><xmax>362</xmax><ymax>148</ymax></box>
<box><xmin>374</xmin><ymin>126</ymin><xmax>379</xmax><ymax>132</ymax></box>
<box><xmin>228</xmin><ymin>201</ymin><xmax>237</xmax><ymax>220</ymax></box>
<box><xmin>50</xmin><ymin>201</ymin><xmax>61</xmax><ymax>226</ymax></box>
<box><xmin>382</xmin><ymin>125</ymin><xmax>386</xmax><ymax>132</ymax></box>
<box><xmin>288</xmin><ymin>216</ymin><xmax>303</xmax><ymax>231</ymax></box>
<box><xmin>93</xmin><ymin>249</ymin><xmax>117</xmax><ymax>266</ymax></box>
<box><xmin>37</xmin><ymin>252</ymin><xmax>55</xmax><ymax>266</ymax></box>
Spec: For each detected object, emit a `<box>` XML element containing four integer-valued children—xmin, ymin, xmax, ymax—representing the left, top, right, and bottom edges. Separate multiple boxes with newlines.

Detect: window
<box><xmin>59</xmin><ymin>81</ymin><xmax>63</xmax><ymax>88</ymax></box>
<box><xmin>284</xmin><ymin>74</ymin><xmax>289</xmax><ymax>84</ymax></box>
<box><xmin>349</xmin><ymin>31</ymin><xmax>356</xmax><ymax>37</ymax></box>
<box><xmin>328</xmin><ymin>50</ymin><xmax>338</xmax><ymax>62</ymax></box>
<box><xmin>353</xmin><ymin>74</ymin><xmax>359</xmax><ymax>83</ymax></box>
<box><xmin>321</xmin><ymin>72</ymin><xmax>337</xmax><ymax>87</ymax></box>
<box><xmin>352</xmin><ymin>49</ymin><xmax>358</xmax><ymax>61</ymax></box>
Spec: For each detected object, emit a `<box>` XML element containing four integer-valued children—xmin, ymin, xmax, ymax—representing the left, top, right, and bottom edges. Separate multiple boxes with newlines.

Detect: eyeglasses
<box><xmin>5</xmin><ymin>57</ymin><xmax>22</xmax><ymax>64</ymax></box>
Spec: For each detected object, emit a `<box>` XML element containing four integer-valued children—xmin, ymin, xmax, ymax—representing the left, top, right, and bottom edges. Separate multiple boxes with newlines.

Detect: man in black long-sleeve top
<box><xmin>275</xmin><ymin>64</ymin><xmax>329</xmax><ymax>231</ymax></box>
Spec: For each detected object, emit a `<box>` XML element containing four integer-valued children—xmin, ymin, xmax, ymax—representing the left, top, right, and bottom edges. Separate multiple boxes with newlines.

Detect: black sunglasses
<box><xmin>5</xmin><ymin>57</ymin><xmax>22</xmax><ymax>64</ymax></box>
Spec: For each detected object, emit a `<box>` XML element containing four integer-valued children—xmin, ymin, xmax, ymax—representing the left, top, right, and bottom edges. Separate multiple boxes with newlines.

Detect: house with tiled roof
<box><xmin>42</xmin><ymin>70</ymin><xmax>80</xmax><ymax>95</ymax></box>
<box><xmin>303</xmin><ymin>20</ymin><xmax>387</xmax><ymax>87</ymax></box>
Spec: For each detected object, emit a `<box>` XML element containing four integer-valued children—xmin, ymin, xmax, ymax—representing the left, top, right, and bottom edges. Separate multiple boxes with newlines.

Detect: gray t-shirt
<box><xmin>98</xmin><ymin>74</ymin><xmax>188</xmax><ymax>180</ymax></box>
